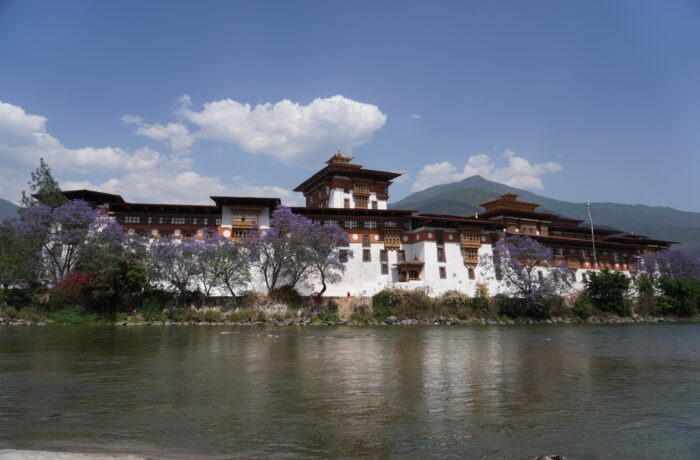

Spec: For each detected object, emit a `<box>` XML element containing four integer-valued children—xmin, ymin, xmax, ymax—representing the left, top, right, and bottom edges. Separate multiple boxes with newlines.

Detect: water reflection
<box><xmin>1</xmin><ymin>325</ymin><xmax>700</xmax><ymax>458</ymax></box>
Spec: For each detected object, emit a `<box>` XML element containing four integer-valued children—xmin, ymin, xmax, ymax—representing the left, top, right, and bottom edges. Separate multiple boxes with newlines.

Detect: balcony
<box><xmin>353</xmin><ymin>185</ymin><xmax>371</xmax><ymax>195</ymax></box>
<box><xmin>232</xmin><ymin>216</ymin><xmax>257</xmax><ymax>228</ymax></box>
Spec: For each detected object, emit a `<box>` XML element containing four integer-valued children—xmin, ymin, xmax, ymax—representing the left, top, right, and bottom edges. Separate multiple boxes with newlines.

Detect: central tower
<box><xmin>293</xmin><ymin>152</ymin><xmax>402</xmax><ymax>210</ymax></box>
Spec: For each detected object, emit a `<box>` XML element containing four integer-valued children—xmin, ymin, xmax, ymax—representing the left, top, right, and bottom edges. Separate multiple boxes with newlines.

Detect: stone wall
<box><xmin>331</xmin><ymin>296</ymin><xmax>372</xmax><ymax>319</ymax></box>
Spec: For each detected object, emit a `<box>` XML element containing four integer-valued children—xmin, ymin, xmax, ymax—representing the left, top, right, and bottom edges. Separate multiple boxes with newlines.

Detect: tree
<box><xmin>488</xmin><ymin>235</ymin><xmax>571</xmax><ymax>305</ymax></box>
<box><xmin>75</xmin><ymin>222</ymin><xmax>148</xmax><ymax>312</ymax></box>
<box><xmin>246</xmin><ymin>206</ymin><xmax>315</xmax><ymax>292</ymax></box>
<box><xmin>20</xmin><ymin>158</ymin><xmax>67</xmax><ymax>209</ymax></box>
<box><xmin>305</xmin><ymin>220</ymin><xmax>351</xmax><ymax>295</ymax></box>
<box><xmin>8</xmin><ymin>200</ymin><xmax>104</xmax><ymax>286</ymax></box>
<box><xmin>637</xmin><ymin>249</ymin><xmax>700</xmax><ymax>281</ymax></box>
<box><xmin>584</xmin><ymin>269</ymin><xmax>632</xmax><ymax>315</ymax></box>
<box><xmin>149</xmin><ymin>237</ymin><xmax>201</xmax><ymax>299</ymax></box>
<box><xmin>209</xmin><ymin>237</ymin><xmax>252</xmax><ymax>298</ymax></box>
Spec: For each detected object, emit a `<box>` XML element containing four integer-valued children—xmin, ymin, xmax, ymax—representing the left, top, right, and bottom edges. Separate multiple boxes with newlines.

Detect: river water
<box><xmin>1</xmin><ymin>324</ymin><xmax>699</xmax><ymax>459</ymax></box>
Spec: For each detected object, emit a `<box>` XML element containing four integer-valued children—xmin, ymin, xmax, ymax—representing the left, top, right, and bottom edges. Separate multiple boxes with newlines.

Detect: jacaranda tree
<box><xmin>246</xmin><ymin>206</ymin><xmax>349</xmax><ymax>294</ymax></box>
<box><xmin>488</xmin><ymin>235</ymin><xmax>571</xmax><ymax>312</ymax></box>
<box><xmin>8</xmin><ymin>200</ymin><xmax>112</xmax><ymax>287</ymax></box>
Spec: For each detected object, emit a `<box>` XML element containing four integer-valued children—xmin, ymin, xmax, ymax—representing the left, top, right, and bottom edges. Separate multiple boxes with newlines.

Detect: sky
<box><xmin>1</xmin><ymin>0</ymin><xmax>700</xmax><ymax>211</ymax></box>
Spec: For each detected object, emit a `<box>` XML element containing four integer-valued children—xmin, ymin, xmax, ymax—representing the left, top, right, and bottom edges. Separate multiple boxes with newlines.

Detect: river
<box><xmin>1</xmin><ymin>324</ymin><xmax>699</xmax><ymax>459</ymax></box>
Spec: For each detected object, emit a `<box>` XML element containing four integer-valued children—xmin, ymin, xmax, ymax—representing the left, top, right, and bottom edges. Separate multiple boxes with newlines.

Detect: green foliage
<box><xmin>572</xmin><ymin>292</ymin><xmax>594</xmax><ymax>319</ymax></box>
<box><xmin>203</xmin><ymin>309</ymin><xmax>222</xmax><ymax>322</ymax></box>
<box><xmin>312</xmin><ymin>312</ymin><xmax>341</xmax><ymax>324</ymax></box>
<box><xmin>237</xmin><ymin>291</ymin><xmax>260</xmax><ymax>308</ymax></box>
<box><xmin>50</xmin><ymin>307</ymin><xmax>98</xmax><ymax>324</ymax></box>
<box><xmin>658</xmin><ymin>276</ymin><xmax>700</xmax><ymax>317</ymax></box>
<box><xmin>1</xmin><ymin>306</ymin><xmax>17</xmax><ymax>318</ymax></box>
<box><xmin>584</xmin><ymin>270</ymin><xmax>632</xmax><ymax>316</ymax></box>
<box><xmin>348</xmin><ymin>311</ymin><xmax>374</xmax><ymax>324</ymax></box>
<box><xmin>270</xmin><ymin>285</ymin><xmax>304</xmax><ymax>309</ymax></box>
<box><xmin>227</xmin><ymin>309</ymin><xmax>257</xmax><ymax>322</ymax></box>
<box><xmin>20</xmin><ymin>158</ymin><xmax>67</xmax><ymax>209</ymax></box>
<box><xmin>371</xmin><ymin>288</ymin><xmax>434</xmax><ymax>319</ymax></box>
<box><xmin>437</xmin><ymin>290</ymin><xmax>474</xmax><ymax>319</ymax></box>
<box><xmin>634</xmin><ymin>274</ymin><xmax>659</xmax><ymax>316</ymax></box>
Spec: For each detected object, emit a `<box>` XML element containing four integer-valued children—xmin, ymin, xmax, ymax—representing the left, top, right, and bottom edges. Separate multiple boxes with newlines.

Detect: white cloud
<box><xmin>0</xmin><ymin>101</ymin><xmax>214</xmax><ymax>203</ymax></box>
<box><xmin>123</xmin><ymin>113</ymin><xmax>194</xmax><ymax>154</ymax></box>
<box><xmin>0</xmin><ymin>101</ymin><xmax>163</xmax><ymax>175</ymax></box>
<box><xmin>409</xmin><ymin>113</ymin><xmax>422</xmax><ymax>120</ymax></box>
<box><xmin>176</xmin><ymin>94</ymin><xmax>387</xmax><ymax>164</ymax></box>
<box><xmin>411</xmin><ymin>150</ymin><xmax>563</xmax><ymax>192</ymax></box>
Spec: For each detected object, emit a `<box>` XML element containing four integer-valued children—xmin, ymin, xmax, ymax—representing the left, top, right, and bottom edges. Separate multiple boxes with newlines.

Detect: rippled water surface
<box><xmin>1</xmin><ymin>324</ymin><xmax>700</xmax><ymax>459</ymax></box>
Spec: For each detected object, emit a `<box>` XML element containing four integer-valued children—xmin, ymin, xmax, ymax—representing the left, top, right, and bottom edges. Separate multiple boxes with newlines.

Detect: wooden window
<box><xmin>215</xmin><ymin>218</ymin><xmax>222</xmax><ymax>226</ymax></box>
<box><xmin>356</xmin><ymin>196</ymin><xmax>368</xmax><ymax>209</ymax></box>
<box><xmin>363</xmin><ymin>249</ymin><xmax>371</xmax><ymax>262</ymax></box>
<box><xmin>232</xmin><ymin>230</ymin><xmax>249</xmax><ymax>240</ymax></box>
<box><xmin>344</xmin><ymin>198</ymin><xmax>350</xmax><ymax>208</ymax></box>
<box><xmin>397</xmin><ymin>250</ymin><xmax>406</xmax><ymax>262</ymax></box>
<box><xmin>468</xmin><ymin>268</ymin><xmax>475</xmax><ymax>280</ymax></box>
<box><xmin>461</xmin><ymin>247</ymin><xmax>478</xmax><ymax>265</ymax></box>
<box><xmin>124</xmin><ymin>216</ymin><xmax>140</xmax><ymax>224</ymax></box>
<box><xmin>437</xmin><ymin>247</ymin><xmax>446</xmax><ymax>263</ymax></box>
<box><xmin>439</xmin><ymin>267</ymin><xmax>446</xmax><ymax>279</ymax></box>
<box><xmin>571</xmin><ymin>271</ymin><xmax>577</xmax><ymax>282</ymax></box>
<box><xmin>339</xmin><ymin>250</ymin><xmax>348</xmax><ymax>263</ymax></box>
<box><xmin>362</xmin><ymin>234</ymin><xmax>371</xmax><ymax>248</ymax></box>
<box><xmin>381</xmin><ymin>263</ymin><xmax>388</xmax><ymax>275</ymax></box>
<box><xmin>384</xmin><ymin>221</ymin><xmax>397</xmax><ymax>228</ymax></box>
<box><xmin>172</xmin><ymin>217</ymin><xmax>186</xmax><ymax>225</ymax></box>
<box><xmin>436</xmin><ymin>230</ymin><xmax>444</xmax><ymax>245</ymax></box>
<box><xmin>384</xmin><ymin>231</ymin><xmax>401</xmax><ymax>249</ymax></box>
<box><xmin>380</xmin><ymin>249</ymin><xmax>388</xmax><ymax>262</ymax></box>
<box><xmin>372</xmin><ymin>201</ymin><xmax>378</xmax><ymax>209</ymax></box>
<box><xmin>537</xmin><ymin>271</ymin><xmax>544</xmax><ymax>282</ymax></box>
<box><xmin>460</xmin><ymin>231</ymin><xmax>481</xmax><ymax>245</ymax></box>
<box><xmin>364</xmin><ymin>221</ymin><xmax>377</xmax><ymax>230</ymax></box>
<box><xmin>344</xmin><ymin>220</ymin><xmax>358</xmax><ymax>229</ymax></box>
<box><xmin>581</xmin><ymin>272</ymin><xmax>587</xmax><ymax>282</ymax></box>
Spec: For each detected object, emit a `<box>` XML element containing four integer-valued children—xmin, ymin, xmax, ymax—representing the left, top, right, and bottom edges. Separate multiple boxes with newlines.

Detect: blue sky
<box><xmin>2</xmin><ymin>0</ymin><xmax>700</xmax><ymax>211</ymax></box>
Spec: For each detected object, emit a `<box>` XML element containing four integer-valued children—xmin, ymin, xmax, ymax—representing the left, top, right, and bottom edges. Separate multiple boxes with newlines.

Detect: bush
<box><xmin>269</xmin><ymin>285</ymin><xmax>305</xmax><ymax>309</ymax></box>
<box><xmin>50</xmin><ymin>307</ymin><xmax>98</xmax><ymax>324</ymax></box>
<box><xmin>203</xmin><ymin>309</ymin><xmax>222</xmax><ymax>322</ymax></box>
<box><xmin>572</xmin><ymin>292</ymin><xmax>594</xmax><ymax>319</ymax></box>
<box><xmin>371</xmin><ymin>288</ymin><xmax>434</xmax><ymax>319</ymax></box>
<box><xmin>584</xmin><ymin>270</ymin><xmax>632</xmax><ymax>316</ymax></box>
<box><xmin>237</xmin><ymin>291</ymin><xmax>259</xmax><ymax>308</ymax></box>
<box><xmin>658</xmin><ymin>276</ymin><xmax>700</xmax><ymax>317</ymax></box>
<box><xmin>437</xmin><ymin>290</ymin><xmax>473</xmax><ymax>319</ymax></box>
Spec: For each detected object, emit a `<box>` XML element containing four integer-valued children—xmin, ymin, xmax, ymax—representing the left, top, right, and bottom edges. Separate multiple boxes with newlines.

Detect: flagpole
<box><xmin>586</xmin><ymin>201</ymin><xmax>598</xmax><ymax>268</ymax></box>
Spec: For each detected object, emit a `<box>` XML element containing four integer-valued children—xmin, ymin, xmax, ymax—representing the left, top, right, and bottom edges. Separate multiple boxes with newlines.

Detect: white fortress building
<box><xmin>63</xmin><ymin>153</ymin><xmax>673</xmax><ymax>297</ymax></box>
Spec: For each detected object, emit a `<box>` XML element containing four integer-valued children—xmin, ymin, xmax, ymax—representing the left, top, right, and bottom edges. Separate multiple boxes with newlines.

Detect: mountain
<box><xmin>391</xmin><ymin>175</ymin><xmax>700</xmax><ymax>257</ymax></box>
<box><xmin>0</xmin><ymin>198</ymin><xmax>19</xmax><ymax>223</ymax></box>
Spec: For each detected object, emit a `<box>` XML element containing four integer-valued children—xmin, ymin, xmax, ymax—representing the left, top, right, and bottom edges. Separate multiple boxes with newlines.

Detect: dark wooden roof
<box><xmin>293</xmin><ymin>164</ymin><xmax>402</xmax><ymax>192</ymax></box>
<box><xmin>61</xmin><ymin>189</ymin><xmax>126</xmax><ymax>205</ymax></box>
<box><xmin>109</xmin><ymin>203</ymin><xmax>220</xmax><ymax>215</ymax></box>
<box><xmin>291</xmin><ymin>207</ymin><xmax>414</xmax><ymax>218</ymax></box>
<box><xmin>210</xmin><ymin>196</ymin><xmax>281</xmax><ymax>208</ymax></box>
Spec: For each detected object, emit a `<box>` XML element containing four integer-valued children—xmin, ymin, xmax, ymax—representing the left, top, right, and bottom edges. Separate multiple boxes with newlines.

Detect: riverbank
<box><xmin>2</xmin><ymin>313</ymin><xmax>698</xmax><ymax>327</ymax></box>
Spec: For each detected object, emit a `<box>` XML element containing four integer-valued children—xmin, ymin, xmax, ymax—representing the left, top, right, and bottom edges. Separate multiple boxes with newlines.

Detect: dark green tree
<box><xmin>584</xmin><ymin>270</ymin><xmax>632</xmax><ymax>315</ymax></box>
<box><xmin>20</xmin><ymin>158</ymin><xmax>67</xmax><ymax>209</ymax></box>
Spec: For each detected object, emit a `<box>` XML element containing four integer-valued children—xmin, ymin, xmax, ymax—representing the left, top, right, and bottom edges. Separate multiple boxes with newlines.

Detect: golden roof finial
<box><xmin>326</xmin><ymin>150</ymin><xmax>354</xmax><ymax>165</ymax></box>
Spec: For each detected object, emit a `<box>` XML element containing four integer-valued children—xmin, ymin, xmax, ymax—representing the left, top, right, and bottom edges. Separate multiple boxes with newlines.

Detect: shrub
<box><xmin>50</xmin><ymin>307</ymin><xmax>98</xmax><ymax>324</ymax></box>
<box><xmin>269</xmin><ymin>285</ymin><xmax>305</xmax><ymax>309</ymax></box>
<box><xmin>472</xmin><ymin>283</ymin><xmax>492</xmax><ymax>315</ymax></box>
<box><xmin>658</xmin><ymin>276</ymin><xmax>700</xmax><ymax>317</ymax></box>
<box><xmin>438</xmin><ymin>290</ymin><xmax>473</xmax><ymax>319</ymax></box>
<box><xmin>203</xmin><ymin>309</ymin><xmax>222</xmax><ymax>322</ymax></box>
<box><xmin>371</xmin><ymin>288</ymin><xmax>434</xmax><ymax>319</ymax></box>
<box><xmin>237</xmin><ymin>291</ymin><xmax>260</xmax><ymax>308</ymax></box>
<box><xmin>584</xmin><ymin>270</ymin><xmax>632</xmax><ymax>316</ymax></box>
<box><xmin>572</xmin><ymin>292</ymin><xmax>594</xmax><ymax>320</ymax></box>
